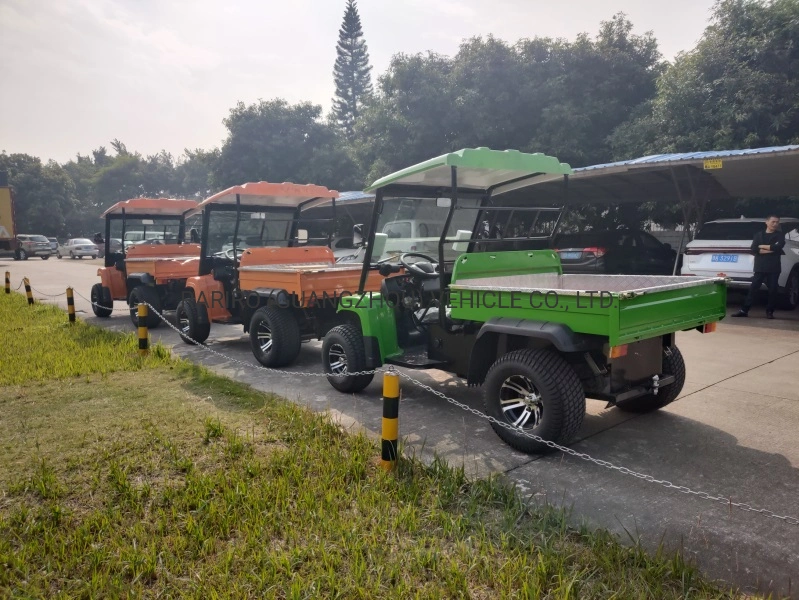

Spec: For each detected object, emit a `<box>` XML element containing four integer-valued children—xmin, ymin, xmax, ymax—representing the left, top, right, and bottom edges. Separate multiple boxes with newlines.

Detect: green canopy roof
<box><xmin>364</xmin><ymin>147</ymin><xmax>572</xmax><ymax>194</ymax></box>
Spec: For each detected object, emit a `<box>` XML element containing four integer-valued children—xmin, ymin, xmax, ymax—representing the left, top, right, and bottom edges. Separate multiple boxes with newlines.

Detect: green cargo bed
<box><xmin>448</xmin><ymin>251</ymin><xmax>727</xmax><ymax>347</ymax></box>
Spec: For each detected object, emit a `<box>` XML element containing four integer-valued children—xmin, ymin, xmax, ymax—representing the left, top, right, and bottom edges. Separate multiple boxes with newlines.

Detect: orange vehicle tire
<box><xmin>176</xmin><ymin>298</ymin><xmax>210</xmax><ymax>344</ymax></box>
<box><xmin>249</xmin><ymin>306</ymin><xmax>301</xmax><ymax>367</ymax></box>
<box><xmin>322</xmin><ymin>324</ymin><xmax>374</xmax><ymax>393</ymax></box>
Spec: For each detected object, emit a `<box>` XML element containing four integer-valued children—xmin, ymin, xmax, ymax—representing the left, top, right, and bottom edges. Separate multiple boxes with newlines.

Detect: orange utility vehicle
<box><xmin>177</xmin><ymin>181</ymin><xmax>388</xmax><ymax>367</ymax></box>
<box><xmin>91</xmin><ymin>197</ymin><xmax>200</xmax><ymax>328</ymax></box>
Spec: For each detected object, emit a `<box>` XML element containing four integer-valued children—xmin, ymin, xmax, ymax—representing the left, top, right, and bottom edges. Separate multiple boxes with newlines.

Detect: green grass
<box><xmin>0</xmin><ymin>292</ymin><xmax>754</xmax><ymax>598</ymax></box>
<box><xmin>0</xmin><ymin>292</ymin><xmax>171</xmax><ymax>385</ymax></box>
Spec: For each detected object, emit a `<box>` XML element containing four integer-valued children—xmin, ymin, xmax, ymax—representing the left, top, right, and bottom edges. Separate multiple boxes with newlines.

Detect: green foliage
<box><xmin>352</xmin><ymin>13</ymin><xmax>664</xmax><ymax>188</ymax></box>
<box><xmin>611</xmin><ymin>0</ymin><xmax>799</xmax><ymax>158</ymax></box>
<box><xmin>332</xmin><ymin>0</ymin><xmax>374</xmax><ymax>138</ymax></box>
<box><xmin>213</xmin><ymin>98</ymin><xmax>361</xmax><ymax>191</ymax></box>
<box><xmin>0</xmin><ymin>153</ymin><xmax>78</xmax><ymax>236</ymax></box>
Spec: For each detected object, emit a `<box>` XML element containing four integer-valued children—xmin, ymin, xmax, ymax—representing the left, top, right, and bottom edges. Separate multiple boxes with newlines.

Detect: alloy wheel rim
<box><xmin>257</xmin><ymin>322</ymin><xmax>273</xmax><ymax>353</ymax></box>
<box><xmin>328</xmin><ymin>343</ymin><xmax>347</xmax><ymax>375</ymax></box>
<box><xmin>498</xmin><ymin>375</ymin><xmax>543</xmax><ymax>430</ymax></box>
<box><xmin>179</xmin><ymin>310</ymin><xmax>190</xmax><ymax>334</ymax></box>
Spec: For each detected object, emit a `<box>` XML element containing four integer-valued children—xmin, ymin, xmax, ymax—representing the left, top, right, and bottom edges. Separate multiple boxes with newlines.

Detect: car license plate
<box><xmin>711</xmin><ymin>254</ymin><xmax>738</xmax><ymax>263</ymax></box>
<box><xmin>559</xmin><ymin>251</ymin><xmax>582</xmax><ymax>260</ymax></box>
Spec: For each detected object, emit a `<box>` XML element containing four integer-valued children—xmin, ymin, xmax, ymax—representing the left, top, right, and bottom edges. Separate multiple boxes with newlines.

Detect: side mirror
<box><xmin>436</xmin><ymin>197</ymin><xmax>452</xmax><ymax>208</ymax></box>
<box><xmin>371</xmin><ymin>232</ymin><xmax>388</xmax><ymax>261</ymax></box>
<box><xmin>297</xmin><ymin>229</ymin><xmax>308</xmax><ymax>244</ymax></box>
<box><xmin>353</xmin><ymin>224</ymin><xmax>364</xmax><ymax>247</ymax></box>
<box><xmin>451</xmin><ymin>229</ymin><xmax>471</xmax><ymax>252</ymax></box>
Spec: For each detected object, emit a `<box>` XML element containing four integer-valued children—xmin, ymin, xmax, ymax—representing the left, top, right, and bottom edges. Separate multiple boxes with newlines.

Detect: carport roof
<box><xmin>505</xmin><ymin>144</ymin><xmax>799</xmax><ymax>205</ymax></box>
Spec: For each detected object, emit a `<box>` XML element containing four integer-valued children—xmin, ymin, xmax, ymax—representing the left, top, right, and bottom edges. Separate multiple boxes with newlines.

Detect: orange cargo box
<box><xmin>238</xmin><ymin>246</ymin><xmax>385</xmax><ymax>306</ymax></box>
<box><xmin>124</xmin><ymin>243</ymin><xmax>201</xmax><ymax>283</ymax></box>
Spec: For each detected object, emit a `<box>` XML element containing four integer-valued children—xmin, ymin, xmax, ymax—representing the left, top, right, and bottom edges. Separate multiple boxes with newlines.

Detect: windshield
<box><xmin>375</xmin><ymin>196</ymin><xmax>481</xmax><ymax>262</ymax></box>
<box><xmin>203</xmin><ymin>207</ymin><xmax>322</xmax><ymax>257</ymax></box>
<box><xmin>109</xmin><ymin>217</ymin><xmax>184</xmax><ymax>252</ymax></box>
<box><xmin>31</xmin><ymin>235</ymin><xmax>49</xmax><ymax>243</ymax></box>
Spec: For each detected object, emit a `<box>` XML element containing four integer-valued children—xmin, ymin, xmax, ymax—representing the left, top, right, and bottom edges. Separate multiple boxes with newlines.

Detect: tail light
<box><xmin>607</xmin><ymin>344</ymin><xmax>628</xmax><ymax>358</ymax></box>
<box><xmin>583</xmin><ymin>246</ymin><xmax>607</xmax><ymax>258</ymax></box>
<box><xmin>702</xmin><ymin>322</ymin><xmax>717</xmax><ymax>333</ymax></box>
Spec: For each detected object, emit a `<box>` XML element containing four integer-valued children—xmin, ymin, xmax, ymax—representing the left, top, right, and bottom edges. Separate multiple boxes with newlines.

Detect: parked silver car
<box><xmin>15</xmin><ymin>234</ymin><xmax>53</xmax><ymax>260</ymax></box>
<box><xmin>57</xmin><ymin>238</ymin><xmax>99</xmax><ymax>259</ymax></box>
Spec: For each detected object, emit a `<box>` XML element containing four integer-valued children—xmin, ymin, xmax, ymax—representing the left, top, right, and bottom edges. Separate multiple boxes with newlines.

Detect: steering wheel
<box><xmin>400</xmin><ymin>252</ymin><xmax>440</xmax><ymax>279</ymax></box>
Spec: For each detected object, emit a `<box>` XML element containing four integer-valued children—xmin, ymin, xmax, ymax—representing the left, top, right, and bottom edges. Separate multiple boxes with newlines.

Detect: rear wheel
<box><xmin>19</xmin><ymin>249</ymin><xmax>28</xmax><ymax>260</ymax></box>
<box><xmin>323</xmin><ymin>324</ymin><xmax>374</xmax><ymax>393</ymax></box>
<box><xmin>90</xmin><ymin>283</ymin><xmax>113</xmax><ymax>318</ymax></box>
<box><xmin>41</xmin><ymin>255</ymin><xmax>49</xmax><ymax>260</ymax></box>
<box><xmin>128</xmin><ymin>285</ymin><xmax>162</xmax><ymax>329</ymax></box>
<box><xmin>483</xmin><ymin>348</ymin><xmax>585</xmax><ymax>454</ymax></box>
<box><xmin>615</xmin><ymin>345</ymin><xmax>686</xmax><ymax>413</ymax></box>
<box><xmin>175</xmin><ymin>298</ymin><xmax>210</xmax><ymax>344</ymax></box>
<box><xmin>249</xmin><ymin>307</ymin><xmax>301</xmax><ymax>367</ymax></box>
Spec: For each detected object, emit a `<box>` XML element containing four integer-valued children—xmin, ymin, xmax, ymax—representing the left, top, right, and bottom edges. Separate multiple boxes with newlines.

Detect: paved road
<box><xmin>4</xmin><ymin>257</ymin><xmax>799</xmax><ymax>598</ymax></box>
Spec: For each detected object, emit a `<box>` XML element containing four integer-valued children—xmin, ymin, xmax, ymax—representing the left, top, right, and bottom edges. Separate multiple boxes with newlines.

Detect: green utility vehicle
<box><xmin>320</xmin><ymin>148</ymin><xmax>726</xmax><ymax>453</ymax></box>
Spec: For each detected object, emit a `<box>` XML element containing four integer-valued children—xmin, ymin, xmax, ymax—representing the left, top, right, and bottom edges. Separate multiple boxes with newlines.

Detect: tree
<box><xmin>611</xmin><ymin>0</ymin><xmax>799</xmax><ymax>158</ymax></box>
<box><xmin>332</xmin><ymin>0</ymin><xmax>373</xmax><ymax>138</ymax></box>
<box><xmin>0</xmin><ymin>152</ymin><xmax>77</xmax><ymax>236</ymax></box>
<box><xmin>213</xmin><ymin>99</ymin><xmax>359</xmax><ymax>191</ymax></box>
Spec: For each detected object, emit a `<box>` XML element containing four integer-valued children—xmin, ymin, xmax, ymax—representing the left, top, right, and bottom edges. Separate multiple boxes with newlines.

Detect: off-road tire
<box><xmin>323</xmin><ymin>324</ymin><xmax>374</xmax><ymax>393</ymax></box>
<box><xmin>249</xmin><ymin>306</ymin><xmax>301</xmax><ymax>367</ymax></box>
<box><xmin>90</xmin><ymin>283</ymin><xmax>113</xmax><ymax>318</ymax></box>
<box><xmin>175</xmin><ymin>297</ymin><xmax>211</xmax><ymax>344</ymax></box>
<box><xmin>778</xmin><ymin>268</ymin><xmax>799</xmax><ymax>311</ymax></box>
<box><xmin>128</xmin><ymin>285</ymin><xmax>162</xmax><ymax>329</ymax></box>
<box><xmin>483</xmin><ymin>348</ymin><xmax>585</xmax><ymax>454</ymax></box>
<box><xmin>615</xmin><ymin>345</ymin><xmax>686</xmax><ymax>413</ymax></box>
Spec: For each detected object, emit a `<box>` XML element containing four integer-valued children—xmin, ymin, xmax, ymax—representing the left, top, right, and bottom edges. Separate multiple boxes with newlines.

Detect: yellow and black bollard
<box><xmin>4</xmin><ymin>271</ymin><xmax>9</xmax><ymax>294</ymax></box>
<box><xmin>66</xmin><ymin>287</ymin><xmax>76</xmax><ymax>323</ymax></box>
<box><xmin>138</xmin><ymin>303</ymin><xmax>149</xmax><ymax>356</ymax></box>
<box><xmin>381</xmin><ymin>368</ymin><xmax>400</xmax><ymax>471</ymax></box>
<box><xmin>23</xmin><ymin>277</ymin><xmax>33</xmax><ymax>305</ymax></box>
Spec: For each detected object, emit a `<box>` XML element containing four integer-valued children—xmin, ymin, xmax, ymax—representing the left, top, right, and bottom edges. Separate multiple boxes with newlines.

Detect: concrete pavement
<box><xmin>3</xmin><ymin>257</ymin><xmax>799</xmax><ymax>598</ymax></box>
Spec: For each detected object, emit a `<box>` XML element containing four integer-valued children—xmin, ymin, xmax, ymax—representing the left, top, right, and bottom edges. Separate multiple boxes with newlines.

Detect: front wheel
<box><xmin>615</xmin><ymin>345</ymin><xmax>686</xmax><ymax>413</ymax></box>
<box><xmin>41</xmin><ymin>255</ymin><xmax>49</xmax><ymax>260</ymax></box>
<box><xmin>175</xmin><ymin>298</ymin><xmax>210</xmax><ymax>344</ymax></box>
<box><xmin>128</xmin><ymin>285</ymin><xmax>162</xmax><ymax>329</ymax></box>
<box><xmin>19</xmin><ymin>249</ymin><xmax>28</xmax><ymax>260</ymax></box>
<box><xmin>249</xmin><ymin>307</ymin><xmax>301</xmax><ymax>367</ymax></box>
<box><xmin>57</xmin><ymin>253</ymin><xmax>62</xmax><ymax>259</ymax></box>
<box><xmin>483</xmin><ymin>348</ymin><xmax>585</xmax><ymax>454</ymax></box>
<box><xmin>322</xmin><ymin>324</ymin><xmax>374</xmax><ymax>393</ymax></box>
<box><xmin>90</xmin><ymin>283</ymin><xmax>113</xmax><ymax>318</ymax></box>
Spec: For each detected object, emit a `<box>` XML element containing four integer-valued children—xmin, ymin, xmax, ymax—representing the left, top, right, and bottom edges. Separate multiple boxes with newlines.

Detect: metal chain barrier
<box><xmin>57</xmin><ymin>291</ymin><xmax>799</xmax><ymax>526</ymax></box>
<box><xmin>30</xmin><ymin>286</ymin><xmax>67</xmax><ymax>297</ymax></box>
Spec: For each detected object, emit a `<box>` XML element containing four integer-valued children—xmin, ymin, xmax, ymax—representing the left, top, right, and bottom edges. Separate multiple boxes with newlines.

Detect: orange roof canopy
<box><xmin>186</xmin><ymin>181</ymin><xmax>338</xmax><ymax>217</ymax></box>
<box><xmin>101</xmin><ymin>197</ymin><xmax>198</xmax><ymax>218</ymax></box>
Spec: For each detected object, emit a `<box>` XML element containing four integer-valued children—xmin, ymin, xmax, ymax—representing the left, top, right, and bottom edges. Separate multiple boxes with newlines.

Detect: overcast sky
<box><xmin>0</xmin><ymin>0</ymin><xmax>718</xmax><ymax>164</ymax></box>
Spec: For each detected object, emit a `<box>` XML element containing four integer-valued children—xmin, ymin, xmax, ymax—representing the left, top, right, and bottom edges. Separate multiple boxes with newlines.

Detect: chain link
<box><xmin>59</xmin><ymin>291</ymin><xmax>799</xmax><ymax>526</ymax></box>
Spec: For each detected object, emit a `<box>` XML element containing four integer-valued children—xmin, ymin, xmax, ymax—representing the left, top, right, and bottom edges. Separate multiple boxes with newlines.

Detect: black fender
<box><xmin>466</xmin><ymin>317</ymin><xmax>606</xmax><ymax>386</ymax></box>
<box><xmin>244</xmin><ymin>288</ymin><xmax>293</xmax><ymax>308</ymax></box>
<box><xmin>127</xmin><ymin>273</ymin><xmax>155</xmax><ymax>287</ymax></box>
<box><xmin>240</xmin><ymin>288</ymin><xmax>294</xmax><ymax>333</ymax></box>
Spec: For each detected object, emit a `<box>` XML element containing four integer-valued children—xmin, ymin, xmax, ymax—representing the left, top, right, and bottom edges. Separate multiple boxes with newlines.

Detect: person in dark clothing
<box><xmin>732</xmin><ymin>215</ymin><xmax>785</xmax><ymax>319</ymax></box>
